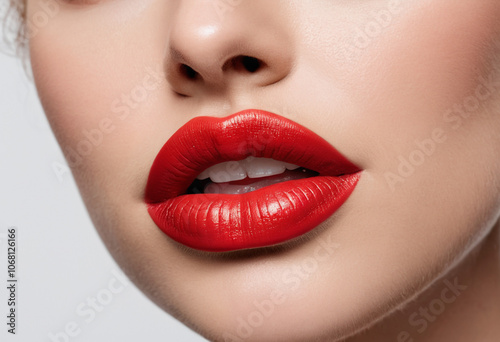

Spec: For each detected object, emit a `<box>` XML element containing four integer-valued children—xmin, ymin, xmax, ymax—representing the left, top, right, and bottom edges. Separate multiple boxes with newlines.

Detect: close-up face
<box><xmin>24</xmin><ymin>0</ymin><xmax>500</xmax><ymax>341</ymax></box>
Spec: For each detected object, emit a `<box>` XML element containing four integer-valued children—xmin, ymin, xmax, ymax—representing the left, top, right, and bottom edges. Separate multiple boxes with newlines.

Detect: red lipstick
<box><xmin>145</xmin><ymin>110</ymin><xmax>361</xmax><ymax>252</ymax></box>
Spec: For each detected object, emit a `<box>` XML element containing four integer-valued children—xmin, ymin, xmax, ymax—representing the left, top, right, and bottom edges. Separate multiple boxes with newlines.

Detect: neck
<box><xmin>347</xmin><ymin>221</ymin><xmax>500</xmax><ymax>342</ymax></box>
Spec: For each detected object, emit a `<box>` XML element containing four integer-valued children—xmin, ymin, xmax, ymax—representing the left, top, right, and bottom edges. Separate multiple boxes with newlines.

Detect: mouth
<box><xmin>145</xmin><ymin>109</ymin><xmax>361</xmax><ymax>252</ymax></box>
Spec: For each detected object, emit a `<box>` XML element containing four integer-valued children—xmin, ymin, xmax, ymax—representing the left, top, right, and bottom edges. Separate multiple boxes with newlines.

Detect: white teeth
<box><xmin>208</xmin><ymin>161</ymin><xmax>246</xmax><ymax>183</ymax></box>
<box><xmin>246</xmin><ymin>157</ymin><xmax>286</xmax><ymax>178</ymax></box>
<box><xmin>285</xmin><ymin>163</ymin><xmax>301</xmax><ymax>170</ymax></box>
<box><xmin>196</xmin><ymin>156</ymin><xmax>300</xmax><ymax>183</ymax></box>
<box><xmin>204</xmin><ymin>171</ymin><xmax>309</xmax><ymax>194</ymax></box>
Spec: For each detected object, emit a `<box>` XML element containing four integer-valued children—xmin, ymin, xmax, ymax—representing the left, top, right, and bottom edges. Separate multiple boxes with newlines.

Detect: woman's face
<box><xmin>27</xmin><ymin>0</ymin><xmax>500</xmax><ymax>341</ymax></box>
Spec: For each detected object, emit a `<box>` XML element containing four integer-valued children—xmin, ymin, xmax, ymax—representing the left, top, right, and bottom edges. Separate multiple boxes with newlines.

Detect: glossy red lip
<box><xmin>145</xmin><ymin>109</ymin><xmax>361</xmax><ymax>252</ymax></box>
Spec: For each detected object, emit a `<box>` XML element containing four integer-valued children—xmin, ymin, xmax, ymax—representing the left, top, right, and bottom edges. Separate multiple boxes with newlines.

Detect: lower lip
<box><xmin>147</xmin><ymin>173</ymin><xmax>360</xmax><ymax>252</ymax></box>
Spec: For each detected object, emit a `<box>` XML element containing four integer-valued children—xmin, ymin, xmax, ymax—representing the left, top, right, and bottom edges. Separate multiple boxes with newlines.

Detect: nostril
<box><xmin>241</xmin><ymin>56</ymin><xmax>261</xmax><ymax>73</ymax></box>
<box><xmin>228</xmin><ymin>56</ymin><xmax>263</xmax><ymax>73</ymax></box>
<box><xmin>180</xmin><ymin>64</ymin><xmax>198</xmax><ymax>80</ymax></box>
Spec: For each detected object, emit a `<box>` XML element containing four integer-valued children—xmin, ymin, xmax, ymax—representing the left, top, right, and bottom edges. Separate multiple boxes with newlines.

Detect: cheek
<box><xmin>29</xmin><ymin>17</ymin><xmax>123</xmax><ymax>162</ymax></box>
<box><xmin>27</xmin><ymin>1</ymin><xmax>171</xmax><ymax>186</ymax></box>
<box><xmin>353</xmin><ymin>0</ymin><xmax>500</xmax><ymax>136</ymax></box>
<box><xmin>290</xmin><ymin>0</ymin><xmax>500</xmax><ymax>170</ymax></box>
<box><xmin>293</xmin><ymin>0</ymin><xmax>500</xmax><ymax>272</ymax></box>
<box><xmin>358</xmin><ymin>1</ymin><xmax>500</xmax><ymax>194</ymax></box>
<box><xmin>350</xmin><ymin>1</ymin><xmax>500</xmax><ymax>219</ymax></box>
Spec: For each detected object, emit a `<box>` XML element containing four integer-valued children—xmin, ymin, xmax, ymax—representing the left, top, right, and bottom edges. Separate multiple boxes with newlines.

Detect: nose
<box><xmin>165</xmin><ymin>1</ymin><xmax>294</xmax><ymax>97</ymax></box>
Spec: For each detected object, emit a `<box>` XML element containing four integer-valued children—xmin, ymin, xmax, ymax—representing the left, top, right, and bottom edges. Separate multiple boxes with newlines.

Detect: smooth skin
<box><xmin>22</xmin><ymin>0</ymin><xmax>500</xmax><ymax>341</ymax></box>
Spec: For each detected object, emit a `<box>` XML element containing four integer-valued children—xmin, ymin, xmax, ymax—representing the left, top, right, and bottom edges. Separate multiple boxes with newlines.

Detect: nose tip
<box><xmin>165</xmin><ymin>1</ymin><xmax>294</xmax><ymax>96</ymax></box>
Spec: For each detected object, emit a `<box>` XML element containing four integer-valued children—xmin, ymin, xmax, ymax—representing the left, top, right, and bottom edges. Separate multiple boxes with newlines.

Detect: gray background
<box><xmin>0</xmin><ymin>43</ymin><xmax>206</xmax><ymax>342</ymax></box>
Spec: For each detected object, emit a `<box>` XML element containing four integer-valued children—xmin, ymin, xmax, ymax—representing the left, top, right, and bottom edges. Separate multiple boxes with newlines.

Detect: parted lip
<box><xmin>145</xmin><ymin>109</ymin><xmax>361</xmax><ymax>252</ymax></box>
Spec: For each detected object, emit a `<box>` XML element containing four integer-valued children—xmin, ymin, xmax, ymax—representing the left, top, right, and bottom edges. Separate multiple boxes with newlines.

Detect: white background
<box><xmin>0</xmin><ymin>41</ymin><xmax>206</xmax><ymax>342</ymax></box>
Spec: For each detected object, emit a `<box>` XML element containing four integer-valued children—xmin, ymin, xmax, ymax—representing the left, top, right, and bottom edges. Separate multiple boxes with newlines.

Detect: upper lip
<box><xmin>145</xmin><ymin>110</ymin><xmax>360</xmax><ymax>203</ymax></box>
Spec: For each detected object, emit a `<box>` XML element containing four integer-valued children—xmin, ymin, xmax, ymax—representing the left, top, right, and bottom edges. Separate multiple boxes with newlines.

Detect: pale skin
<box><xmin>17</xmin><ymin>0</ymin><xmax>500</xmax><ymax>341</ymax></box>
